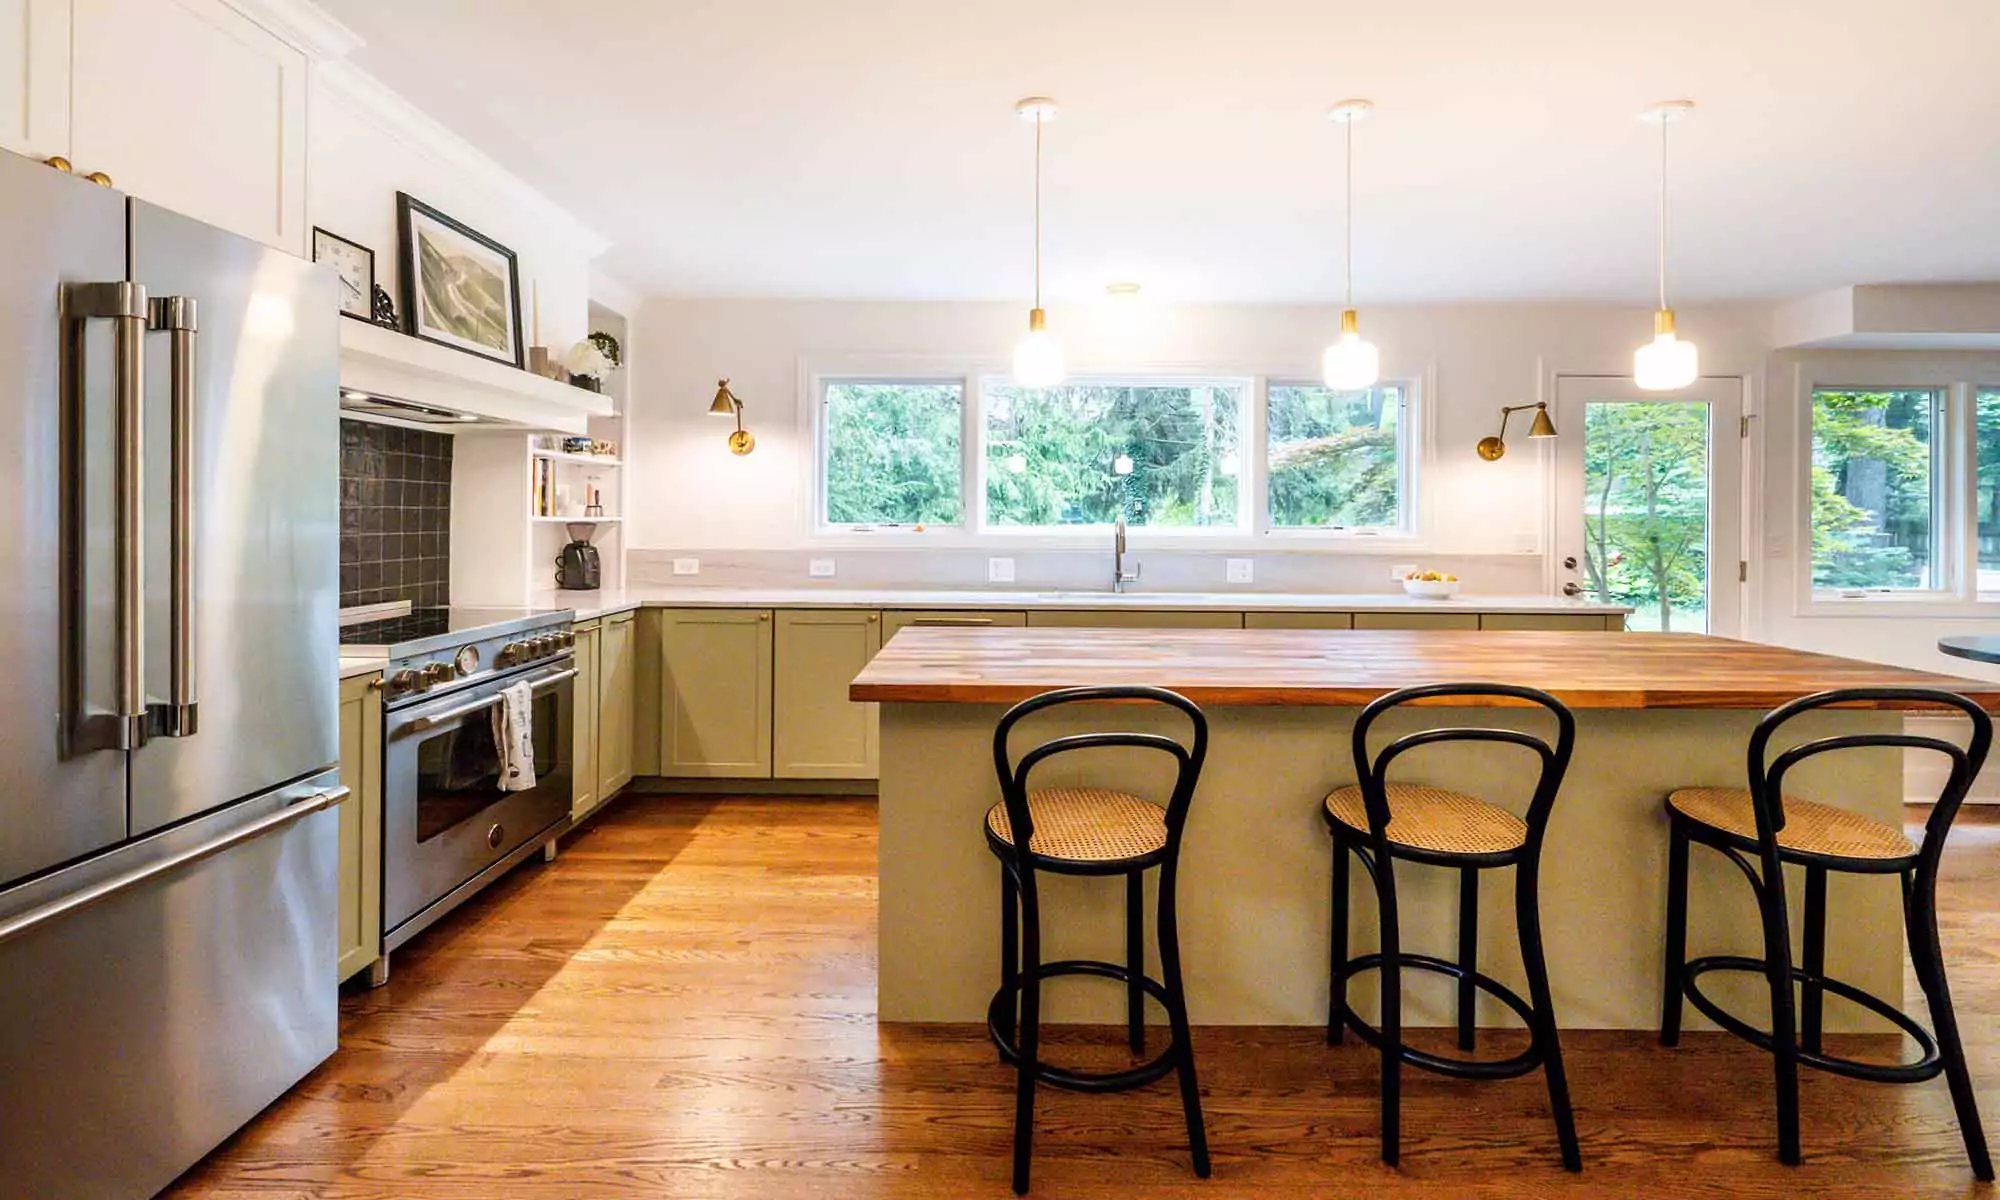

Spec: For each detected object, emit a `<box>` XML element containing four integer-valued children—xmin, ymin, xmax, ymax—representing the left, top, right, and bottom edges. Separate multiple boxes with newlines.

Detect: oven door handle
<box><xmin>404</xmin><ymin>668</ymin><xmax>577</xmax><ymax>734</ymax></box>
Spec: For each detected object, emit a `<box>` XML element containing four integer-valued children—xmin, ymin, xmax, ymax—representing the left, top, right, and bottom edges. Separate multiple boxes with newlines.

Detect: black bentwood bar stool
<box><xmin>1661</xmin><ymin>687</ymin><xmax>1995</xmax><ymax>1178</ymax></box>
<box><xmin>986</xmin><ymin>685</ymin><xmax>1209</xmax><ymax>1196</ymax></box>
<box><xmin>1324</xmin><ymin>683</ymin><xmax>1581</xmax><ymax>1171</ymax></box>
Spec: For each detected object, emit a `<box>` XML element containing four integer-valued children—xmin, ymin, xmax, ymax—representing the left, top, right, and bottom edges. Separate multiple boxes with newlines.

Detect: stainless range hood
<box><xmin>339</xmin><ymin>388</ymin><xmax>494</xmax><ymax>426</ymax></box>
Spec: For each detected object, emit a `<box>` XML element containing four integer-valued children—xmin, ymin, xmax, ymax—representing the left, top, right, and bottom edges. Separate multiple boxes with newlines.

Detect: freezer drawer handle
<box><xmin>404</xmin><ymin>668</ymin><xmax>578</xmax><ymax>734</ymax></box>
<box><xmin>150</xmin><ymin>296</ymin><xmax>199</xmax><ymax>738</ymax></box>
<box><xmin>60</xmin><ymin>281</ymin><xmax>150</xmax><ymax>753</ymax></box>
<box><xmin>0</xmin><ymin>787</ymin><xmax>349</xmax><ymax>949</ymax></box>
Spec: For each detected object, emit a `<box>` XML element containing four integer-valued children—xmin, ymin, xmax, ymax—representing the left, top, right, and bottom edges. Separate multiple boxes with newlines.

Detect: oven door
<box><xmin>382</xmin><ymin>659</ymin><xmax>574</xmax><ymax>936</ymax></box>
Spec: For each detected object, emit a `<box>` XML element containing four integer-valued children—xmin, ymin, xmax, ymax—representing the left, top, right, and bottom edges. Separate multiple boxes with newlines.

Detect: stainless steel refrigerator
<box><xmin>0</xmin><ymin>147</ymin><xmax>345</xmax><ymax>1198</ymax></box>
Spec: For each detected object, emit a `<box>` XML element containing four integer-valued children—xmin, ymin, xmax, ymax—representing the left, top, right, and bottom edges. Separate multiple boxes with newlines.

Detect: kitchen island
<box><xmin>851</xmin><ymin>627</ymin><xmax>2000</xmax><ymax>1032</ymax></box>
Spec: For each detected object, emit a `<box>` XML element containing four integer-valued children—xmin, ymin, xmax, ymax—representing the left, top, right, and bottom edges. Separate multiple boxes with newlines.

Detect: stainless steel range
<box><xmin>341</xmin><ymin>606</ymin><xmax>576</xmax><ymax>985</ymax></box>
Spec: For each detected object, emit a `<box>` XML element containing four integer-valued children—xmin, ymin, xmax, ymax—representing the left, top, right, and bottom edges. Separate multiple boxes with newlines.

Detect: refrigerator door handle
<box><xmin>150</xmin><ymin>296</ymin><xmax>198</xmax><ymax>738</ymax></box>
<box><xmin>0</xmin><ymin>786</ymin><xmax>348</xmax><ymax>949</ymax></box>
<box><xmin>60</xmin><ymin>281</ymin><xmax>149</xmax><ymax>753</ymax></box>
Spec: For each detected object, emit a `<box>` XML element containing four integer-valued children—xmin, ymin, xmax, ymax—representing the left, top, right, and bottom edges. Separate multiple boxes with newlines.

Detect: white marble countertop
<box><xmin>534</xmin><ymin>586</ymin><xmax>1630</xmax><ymax>621</ymax></box>
<box><xmin>338</xmin><ymin>655</ymin><xmax>384</xmax><ymax>680</ymax></box>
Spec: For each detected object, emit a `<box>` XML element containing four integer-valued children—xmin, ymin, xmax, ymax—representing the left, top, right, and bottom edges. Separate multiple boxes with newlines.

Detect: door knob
<box><xmin>1562</xmin><ymin>582</ymin><xmax>1583</xmax><ymax>597</ymax></box>
<box><xmin>1562</xmin><ymin>556</ymin><xmax>1577</xmax><ymax>570</ymax></box>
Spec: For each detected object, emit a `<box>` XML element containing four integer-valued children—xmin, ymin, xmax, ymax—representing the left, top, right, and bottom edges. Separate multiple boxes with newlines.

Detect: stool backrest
<box><xmin>1350</xmin><ymin>683</ymin><xmax>1576</xmax><ymax>850</ymax></box>
<box><xmin>1747</xmin><ymin>687</ymin><xmax>1993</xmax><ymax>863</ymax></box>
<box><xmin>991</xmin><ymin>686</ymin><xmax>1209</xmax><ymax>862</ymax></box>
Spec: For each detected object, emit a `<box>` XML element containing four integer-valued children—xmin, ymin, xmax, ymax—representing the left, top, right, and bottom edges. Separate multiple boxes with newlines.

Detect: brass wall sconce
<box><xmin>709</xmin><ymin>379</ymin><xmax>755</xmax><ymax>455</ymax></box>
<box><xmin>1476</xmin><ymin>402</ymin><xmax>1557</xmax><ymax>461</ymax></box>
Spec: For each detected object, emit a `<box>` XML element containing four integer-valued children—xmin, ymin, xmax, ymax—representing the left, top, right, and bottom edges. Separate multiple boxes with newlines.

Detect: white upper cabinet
<box><xmin>70</xmin><ymin>0</ymin><xmax>308</xmax><ymax>254</ymax></box>
<box><xmin>0</xmin><ymin>0</ymin><xmax>72</xmax><ymax>161</ymax></box>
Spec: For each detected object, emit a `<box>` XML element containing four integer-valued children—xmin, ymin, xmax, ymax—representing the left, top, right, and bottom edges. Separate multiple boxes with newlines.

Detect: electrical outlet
<box><xmin>1226</xmin><ymin>558</ymin><xmax>1254</xmax><ymax>584</ymax></box>
<box><xmin>1390</xmin><ymin>562</ymin><xmax>1417</xmax><ymax>582</ymax></box>
<box><xmin>988</xmin><ymin>557</ymin><xmax>1016</xmax><ymax>583</ymax></box>
<box><xmin>808</xmin><ymin>558</ymin><xmax>836</xmax><ymax>578</ymax></box>
<box><xmin>672</xmin><ymin>557</ymin><xmax>700</xmax><ymax>576</ymax></box>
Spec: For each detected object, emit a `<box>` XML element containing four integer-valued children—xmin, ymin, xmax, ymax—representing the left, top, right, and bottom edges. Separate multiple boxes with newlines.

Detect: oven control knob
<box><xmin>495</xmin><ymin>642</ymin><xmax>520</xmax><ymax>667</ymax></box>
<box><xmin>533</xmin><ymin>636</ymin><xmax>555</xmax><ymax>656</ymax></box>
<box><xmin>388</xmin><ymin>669</ymin><xmax>421</xmax><ymax>696</ymax></box>
<box><xmin>561</xmin><ymin>630</ymin><xmax>576</xmax><ymax>648</ymax></box>
<box><xmin>422</xmin><ymin>662</ymin><xmax>455</xmax><ymax>686</ymax></box>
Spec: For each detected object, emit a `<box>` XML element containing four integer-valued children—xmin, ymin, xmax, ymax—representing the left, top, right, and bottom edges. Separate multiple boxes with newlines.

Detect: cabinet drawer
<box><xmin>1245</xmin><ymin>611</ymin><xmax>1355</xmax><ymax>630</ymax></box>
<box><xmin>1027</xmin><ymin>610</ymin><xmax>1243</xmax><ymax>629</ymax></box>
<box><xmin>1352</xmin><ymin>612</ymin><xmax>1481</xmax><ymax>631</ymax></box>
<box><xmin>1479</xmin><ymin>613</ymin><xmax>1618</xmax><ymax>632</ymax></box>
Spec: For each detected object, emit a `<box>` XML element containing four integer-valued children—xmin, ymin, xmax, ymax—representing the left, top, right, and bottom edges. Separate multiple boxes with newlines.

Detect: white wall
<box><xmin>626</xmin><ymin>297</ymin><xmax>1772</xmax><ymax>559</ymax></box>
<box><xmin>308</xmin><ymin>61</ymin><xmax>605</xmax><ymax>358</ymax></box>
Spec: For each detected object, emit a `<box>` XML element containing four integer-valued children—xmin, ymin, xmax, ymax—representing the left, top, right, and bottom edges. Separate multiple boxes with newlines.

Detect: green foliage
<box><xmin>984</xmin><ymin>383</ymin><xmax>1240</xmax><ymax>527</ymax></box>
<box><xmin>1809</xmin><ymin>389</ymin><xmax>1933</xmax><ymax>589</ymax></box>
<box><xmin>822</xmin><ymin>383</ymin><xmax>962</xmax><ymax>525</ymax></box>
<box><xmin>1267</xmin><ymin>386</ymin><xmax>1402</xmax><ymax>528</ymax></box>
<box><xmin>586</xmin><ymin>330</ymin><xmax>621</xmax><ymax>367</ymax></box>
<box><xmin>1581</xmin><ymin>402</ymin><xmax>1710</xmax><ymax>631</ymax></box>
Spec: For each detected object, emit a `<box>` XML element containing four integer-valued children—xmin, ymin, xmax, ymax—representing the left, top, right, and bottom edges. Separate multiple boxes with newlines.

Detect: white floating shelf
<box><xmin>531</xmin><ymin>450</ymin><xmax>623</xmax><ymax>467</ymax></box>
<box><xmin>530</xmin><ymin>515</ymin><xmax>623</xmax><ymax>524</ymax></box>
<box><xmin>340</xmin><ymin>320</ymin><xmax>613</xmax><ymax>434</ymax></box>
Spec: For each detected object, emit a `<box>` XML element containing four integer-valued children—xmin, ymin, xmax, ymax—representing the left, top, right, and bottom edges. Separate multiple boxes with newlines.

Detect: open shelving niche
<box><xmin>451</xmin><ymin>300</ymin><xmax>634</xmax><ymax>605</ymax></box>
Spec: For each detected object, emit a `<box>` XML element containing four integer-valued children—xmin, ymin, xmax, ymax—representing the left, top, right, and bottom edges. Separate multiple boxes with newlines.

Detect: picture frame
<box><xmin>312</xmin><ymin>227</ymin><xmax>376</xmax><ymax>321</ymax></box>
<box><xmin>394</xmin><ymin>192</ymin><xmax>525</xmax><ymax>368</ymax></box>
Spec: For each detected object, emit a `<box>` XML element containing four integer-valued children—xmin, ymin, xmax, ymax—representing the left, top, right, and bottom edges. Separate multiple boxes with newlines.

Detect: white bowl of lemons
<box><xmin>1402</xmin><ymin>570</ymin><xmax>1460</xmax><ymax>599</ymax></box>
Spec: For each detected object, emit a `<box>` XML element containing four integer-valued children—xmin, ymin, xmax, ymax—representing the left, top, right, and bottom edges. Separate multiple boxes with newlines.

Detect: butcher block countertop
<box><xmin>849</xmin><ymin>626</ymin><xmax>2000</xmax><ymax>710</ymax></box>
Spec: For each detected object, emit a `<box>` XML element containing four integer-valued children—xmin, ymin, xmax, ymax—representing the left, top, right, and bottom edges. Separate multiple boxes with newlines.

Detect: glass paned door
<box><xmin>1554</xmin><ymin>377</ymin><xmax>1744</xmax><ymax>635</ymax></box>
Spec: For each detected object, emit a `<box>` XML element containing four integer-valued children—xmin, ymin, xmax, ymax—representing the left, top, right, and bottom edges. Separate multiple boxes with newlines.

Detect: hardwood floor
<box><xmin>165</xmin><ymin>798</ymin><xmax>2000</xmax><ymax>1198</ymax></box>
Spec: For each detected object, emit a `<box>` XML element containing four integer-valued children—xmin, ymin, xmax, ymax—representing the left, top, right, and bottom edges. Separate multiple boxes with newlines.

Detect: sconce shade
<box><xmin>1528</xmin><ymin>405</ymin><xmax>1558</xmax><ymax>439</ymax></box>
<box><xmin>1476</xmin><ymin>402</ymin><xmax>1557</xmax><ymax>461</ymax></box>
<box><xmin>709</xmin><ymin>380</ymin><xmax>740</xmax><ymax>416</ymax></box>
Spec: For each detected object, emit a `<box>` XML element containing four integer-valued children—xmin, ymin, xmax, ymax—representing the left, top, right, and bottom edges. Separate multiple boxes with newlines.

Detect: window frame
<box><xmin>801</xmin><ymin>357</ymin><xmax>1430</xmax><ymax>550</ymax></box>
<box><xmin>1793</xmin><ymin>358</ymin><xmax>1998</xmax><ymax>615</ymax></box>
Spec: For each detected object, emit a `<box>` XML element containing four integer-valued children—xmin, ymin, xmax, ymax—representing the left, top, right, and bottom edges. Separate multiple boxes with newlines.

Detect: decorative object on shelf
<box><xmin>1476</xmin><ymin>402</ymin><xmax>1559</xmax><ymax>461</ymax></box>
<box><xmin>369</xmin><ymin>283</ymin><xmax>399</xmax><ymax>329</ymax></box>
<box><xmin>1323</xmin><ymin>99</ymin><xmax>1380</xmax><ymax>389</ymax></box>
<box><xmin>563</xmin><ymin>338</ymin><xmax>613</xmax><ymax>391</ymax></box>
<box><xmin>1634</xmin><ymin>100</ymin><xmax>1699</xmax><ymax>390</ymax></box>
<box><xmin>708</xmin><ymin>379</ymin><xmax>755</xmax><ymax>455</ymax></box>
<box><xmin>562</xmin><ymin>436</ymin><xmax>594</xmax><ymax>454</ymax></box>
<box><xmin>1011</xmin><ymin>97</ymin><xmax>1064</xmax><ymax>388</ymax></box>
<box><xmin>1401</xmin><ymin>569</ymin><xmax>1461</xmax><ymax>599</ymax></box>
<box><xmin>526</xmin><ymin>281</ymin><xmax>558</xmax><ymax>379</ymax></box>
<box><xmin>395</xmin><ymin>191</ymin><xmax>525</xmax><ymax>368</ymax></box>
<box><xmin>588</xmin><ymin>330</ymin><xmax>622</xmax><ymax>370</ymax></box>
<box><xmin>555</xmin><ymin>523</ymin><xmax>602</xmax><ymax>590</ymax></box>
<box><xmin>584</xmin><ymin>478</ymin><xmax>606</xmax><ymax>518</ymax></box>
<box><xmin>313</xmin><ymin>227</ymin><xmax>376</xmax><ymax>320</ymax></box>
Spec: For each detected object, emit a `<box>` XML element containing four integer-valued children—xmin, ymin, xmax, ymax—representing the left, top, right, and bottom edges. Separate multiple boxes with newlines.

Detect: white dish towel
<box><xmin>492</xmin><ymin>680</ymin><xmax>537</xmax><ymax>791</ymax></box>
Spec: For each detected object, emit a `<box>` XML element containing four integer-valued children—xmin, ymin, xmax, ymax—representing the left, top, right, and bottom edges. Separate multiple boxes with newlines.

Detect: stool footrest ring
<box><xmin>1682</xmin><ymin>954</ymin><xmax>1944</xmax><ymax>1084</ymax></box>
<box><xmin>1337</xmin><ymin>951</ymin><xmax>1546</xmax><ymax>1080</ymax></box>
<box><xmin>988</xmin><ymin>958</ymin><xmax>1183</xmax><ymax>1093</ymax></box>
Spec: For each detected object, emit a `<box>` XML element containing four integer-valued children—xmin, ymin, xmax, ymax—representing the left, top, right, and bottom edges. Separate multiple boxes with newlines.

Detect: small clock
<box><xmin>312</xmin><ymin>227</ymin><xmax>375</xmax><ymax>320</ymax></box>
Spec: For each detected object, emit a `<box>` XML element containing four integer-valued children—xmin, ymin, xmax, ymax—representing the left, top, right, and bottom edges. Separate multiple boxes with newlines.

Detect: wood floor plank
<box><xmin>162</xmin><ymin>797</ymin><xmax>2000</xmax><ymax>1198</ymax></box>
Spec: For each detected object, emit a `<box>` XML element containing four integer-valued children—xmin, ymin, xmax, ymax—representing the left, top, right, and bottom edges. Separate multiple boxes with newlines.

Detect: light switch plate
<box><xmin>672</xmin><ymin>557</ymin><xmax>700</xmax><ymax>576</ymax></box>
<box><xmin>1226</xmin><ymin>558</ymin><xmax>1254</xmax><ymax>584</ymax></box>
<box><xmin>988</xmin><ymin>557</ymin><xmax>1016</xmax><ymax>583</ymax></box>
<box><xmin>1390</xmin><ymin>562</ymin><xmax>1417</xmax><ymax>582</ymax></box>
<box><xmin>808</xmin><ymin>558</ymin><xmax>836</xmax><ymax>577</ymax></box>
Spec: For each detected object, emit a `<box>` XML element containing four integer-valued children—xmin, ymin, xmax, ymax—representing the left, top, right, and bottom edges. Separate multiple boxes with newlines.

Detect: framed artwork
<box><xmin>312</xmin><ymin>227</ymin><xmax>375</xmax><ymax>320</ymax></box>
<box><xmin>394</xmin><ymin>192</ymin><xmax>524</xmax><ymax>368</ymax></box>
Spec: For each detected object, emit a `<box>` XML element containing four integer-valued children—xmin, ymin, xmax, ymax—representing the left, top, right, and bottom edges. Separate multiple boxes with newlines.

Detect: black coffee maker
<box><xmin>555</xmin><ymin>522</ymin><xmax>601</xmax><ymax>590</ymax></box>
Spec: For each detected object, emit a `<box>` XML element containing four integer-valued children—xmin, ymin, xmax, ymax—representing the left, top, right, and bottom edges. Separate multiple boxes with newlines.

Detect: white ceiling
<box><xmin>320</xmin><ymin>0</ymin><xmax>2000</xmax><ymax>306</ymax></box>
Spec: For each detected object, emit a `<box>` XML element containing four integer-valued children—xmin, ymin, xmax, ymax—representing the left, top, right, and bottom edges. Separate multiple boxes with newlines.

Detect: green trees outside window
<box><xmin>1266</xmin><ymin>385</ymin><xmax>1404</xmax><ymax>529</ymax></box>
<box><xmin>822</xmin><ymin>382</ymin><xmax>963</xmax><ymax>527</ymax></box>
<box><xmin>1810</xmin><ymin>389</ymin><xmax>1936</xmax><ymax>590</ymax></box>
<box><xmin>1581</xmin><ymin>401</ymin><xmax>1711</xmax><ymax>632</ymax></box>
<box><xmin>1976</xmin><ymin>390</ymin><xmax>2000</xmax><ymax>591</ymax></box>
<box><xmin>983</xmin><ymin>382</ymin><xmax>1243</xmax><ymax>527</ymax></box>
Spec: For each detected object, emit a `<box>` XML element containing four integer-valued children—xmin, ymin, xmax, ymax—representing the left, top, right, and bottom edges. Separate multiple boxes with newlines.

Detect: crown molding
<box><xmin>313</xmin><ymin>59</ymin><xmax>612</xmax><ymax>259</ymax></box>
<box><xmin>589</xmin><ymin>266</ymin><xmax>645</xmax><ymax>317</ymax></box>
<box><xmin>220</xmin><ymin>0</ymin><xmax>362</xmax><ymax>61</ymax></box>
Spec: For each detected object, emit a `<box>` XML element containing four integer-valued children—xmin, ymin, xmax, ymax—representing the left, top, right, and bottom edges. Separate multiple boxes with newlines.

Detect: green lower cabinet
<box><xmin>1479</xmin><ymin>613</ymin><xmax>1622</xmax><ymax>631</ymax></box>
<box><xmin>1026</xmin><ymin>610</ymin><xmax>1243</xmax><ymax>629</ymax></box>
<box><xmin>659</xmin><ymin>608</ymin><xmax>775</xmax><ymax>778</ymax></box>
<box><xmin>1245</xmin><ymin>611</ymin><xmax>1355</xmax><ymax>630</ymax></box>
<box><xmin>774</xmin><ymin>610</ymin><xmax>883</xmax><ymax>780</ymax></box>
<box><xmin>336</xmin><ymin>673</ymin><xmax>382</xmax><ymax>984</ymax></box>
<box><xmin>570</xmin><ymin>621</ymin><xmax>602</xmax><ymax>820</ymax></box>
<box><xmin>1353</xmin><ymin>612</ymin><xmax>1482</xmax><ymax>630</ymax></box>
<box><xmin>881</xmin><ymin>609</ymin><xmax>1027</xmax><ymax>643</ymax></box>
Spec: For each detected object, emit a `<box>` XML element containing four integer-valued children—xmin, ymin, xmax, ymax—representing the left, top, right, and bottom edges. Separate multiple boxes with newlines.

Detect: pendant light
<box><xmin>1011</xmin><ymin>97</ymin><xmax>1064</xmax><ymax>387</ymax></box>
<box><xmin>1634</xmin><ymin>100</ymin><xmax>1698</xmax><ymax>390</ymax></box>
<box><xmin>1322</xmin><ymin>99</ymin><xmax>1379</xmax><ymax>390</ymax></box>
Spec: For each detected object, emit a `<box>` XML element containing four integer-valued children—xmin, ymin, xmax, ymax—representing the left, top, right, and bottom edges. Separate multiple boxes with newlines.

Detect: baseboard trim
<box><xmin>627</xmin><ymin>777</ymin><xmax>879</xmax><ymax>797</ymax></box>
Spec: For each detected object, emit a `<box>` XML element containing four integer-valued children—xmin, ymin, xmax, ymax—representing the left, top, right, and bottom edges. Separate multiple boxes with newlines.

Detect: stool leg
<box><xmin>1126</xmin><ymin>869</ymin><xmax>1145</xmax><ymax>1056</ymax></box>
<box><xmin>1518</xmin><ymin>855</ymin><xmax>1581</xmax><ymax>1172</ymax></box>
<box><xmin>1753</xmin><ymin>858</ymin><xmax>1801</xmax><ymax>1166</ymax></box>
<box><xmin>1906</xmin><ymin>867</ymin><xmax>1995</xmax><ymax>1180</ymax></box>
<box><xmin>1011</xmin><ymin>875</ymin><xmax>1042</xmax><ymax>1196</ymax></box>
<box><xmin>999</xmin><ymin>866</ymin><xmax>1018</xmax><ymax>1063</ymax></box>
<box><xmin>1374</xmin><ymin>848</ymin><xmax>1403</xmax><ymax>1168</ymax></box>
<box><xmin>1801</xmin><ymin>864</ymin><xmax>1827</xmax><ymax>1057</ymax></box>
<box><xmin>1660</xmin><ymin>823</ymin><xmax>1690</xmax><ymax>1047</ymax></box>
<box><xmin>1156</xmin><ymin>862</ymin><xmax>1210</xmax><ymax>1178</ymax></box>
<box><xmin>1328</xmin><ymin>835</ymin><xmax>1350</xmax><ymax>1046</ymax></box>
<box><xmin>1457</xmin><ymin>866</ymin><xmax>1479</xmax><ymax>1053</ymax></box>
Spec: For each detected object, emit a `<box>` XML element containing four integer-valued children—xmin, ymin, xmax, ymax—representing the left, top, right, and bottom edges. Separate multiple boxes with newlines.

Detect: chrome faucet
<box><xmin>1113</xmin><ymin>514</ymin><xmax>1140</xmax><ymax>593</ymax></box>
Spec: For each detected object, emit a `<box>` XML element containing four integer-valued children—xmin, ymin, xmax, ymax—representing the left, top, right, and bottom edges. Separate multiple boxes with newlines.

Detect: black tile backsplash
<box><xmin>340</xmin><ymin>419</ymin><xmax>452</xmax><ymax>608</ymax></box>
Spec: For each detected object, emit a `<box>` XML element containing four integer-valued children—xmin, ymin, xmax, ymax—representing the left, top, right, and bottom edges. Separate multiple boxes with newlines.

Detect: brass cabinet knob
<box><xmin>867</xmin><ymin>614</ymin><xmax>878</xmax><ymax>622</ymax></box>
<box><xmin>758</xmin><ymin>612</ymin><xmax>770</xmax><ymax>621</ymax></box>
<box><xmin>44</xmin><ymin>156</ymin><xmax>72</xmax><ymax>173</ymax></box>
<box><xmin>84</xmin><ymin>171</ymin><xmax>113</xmax><ymax>188</ymax></box>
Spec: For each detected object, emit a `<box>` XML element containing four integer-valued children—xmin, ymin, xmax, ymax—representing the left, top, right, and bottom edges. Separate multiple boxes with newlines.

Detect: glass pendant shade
<box><xmin>1633</xmin><ymin>309</ymin><xmax>1698</xmax><ymax>390</ymax></box>
<box><xmin>1011</xmin><ymin>308</ymin><xmax>1064</xmax><ymax>387</ymax></box>
<box><xmin>1322</xmin><ymin>309</ymin><xmax>1380</xmax><ymax>389</ymax></box>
